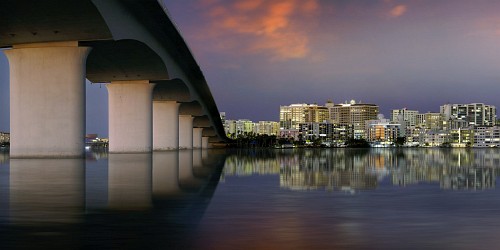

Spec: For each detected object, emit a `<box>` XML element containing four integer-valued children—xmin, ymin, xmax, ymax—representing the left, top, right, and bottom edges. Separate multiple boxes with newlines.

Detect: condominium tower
<box><xmin>280</xmin><ymin>103</ymin><xmax>329</xmax><ymax>130</ymax></box>
<box><xmin>329</xmin><ymin>100</ymin><xmax>379</xmax><ymax>139</ymax></box>
<box><xmin>440</xmin><ymin>103</ymin><xmax>496</xmax><ymax>126</ymax></box>
<box><xmin>391</xmin><ymin>108</ymin><xmax>419</xmax><ymax>126</ymax></box>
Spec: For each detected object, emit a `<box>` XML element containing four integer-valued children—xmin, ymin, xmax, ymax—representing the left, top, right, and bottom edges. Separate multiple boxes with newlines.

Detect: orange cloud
<box><xmin>389</xmin><ymin>4</ymin><xmax>407</xmax><ymax>18</ymax></box>
<box><xmin>233</xmin><ymin>0</ymin><xmax>263</xmax><ymax>11</ymax></box>
<box><xmin>196</xmin><ymin>0</ymin><xmax>320</xmax><ymax>61</ymax></box>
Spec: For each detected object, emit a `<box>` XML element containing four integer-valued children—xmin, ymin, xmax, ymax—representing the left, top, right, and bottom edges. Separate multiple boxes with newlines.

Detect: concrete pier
<box><xmin>179</xmin><ymin>115</ymin><xmax>194</xmax><ymax>149</ymax></box>
<box><xmin>5</xmin><ymin>42</ymin><xmax>90</xmax><ymax>158</ymax></box>
<box><xmin>153</xmin><ymin>101</ymin><xmax>180</xmax><ymax>150</ymax></box>
<box><xmin>106</xmin><ymin>80</ymin><xmax>155</xmax><ymax>153</ymax></box>
<box><xmin>202</xmin><ymin>137</ymin><xmax>210</xmax><ymax>149</ymax></box>
<box><xmin>193</xmin><ymin>128</ymin><xmax>203</xmax><ymax>149</ymax></box>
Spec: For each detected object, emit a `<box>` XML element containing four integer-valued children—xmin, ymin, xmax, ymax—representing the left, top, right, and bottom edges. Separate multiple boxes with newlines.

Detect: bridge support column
<box><xmin>202</xmin><ymin>137</ymin><xmax>210</xmax><ymax>149</ymax></box>
<box><xmin>5</xmin><ymin>42</ymin><xmax>90</xmax><ymax>158</ymax></box>
<box><xmin>107</xmin><ymin>80</ymin><xmax>155</xmax><ymax>153</ymax></box>
<box><xmin>153</xmin><ymin>101</ymin><xmax>180</xmax><ymax>150</ymax></box>
<box><xmin>193</xmin><ymin>128</ymin><xmax>203</xmax><ymax>149</ymax></box>
<box><xmin>179</xmin><ymin>115</ymin><xmax>194</xmax><ymax>149</ymax></box>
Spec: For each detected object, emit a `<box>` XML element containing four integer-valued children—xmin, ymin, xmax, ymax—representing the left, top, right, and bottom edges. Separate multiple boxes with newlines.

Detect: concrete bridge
<box><xmin>0</xmin><ymin>0</ymin><xmax>229</xmax><ymax>158</ymax></box>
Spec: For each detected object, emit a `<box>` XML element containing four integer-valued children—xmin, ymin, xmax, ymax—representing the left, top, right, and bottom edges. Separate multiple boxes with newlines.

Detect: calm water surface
<box><xmin>1</xmin><ymin>148</ymin><xmax>500</xmax><ymax>249</ymax></box>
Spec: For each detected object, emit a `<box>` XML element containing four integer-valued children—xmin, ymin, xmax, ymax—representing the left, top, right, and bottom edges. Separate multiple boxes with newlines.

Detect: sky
<box><xmin>2</xmin><ymin>0</ymin><xmax>500</xmax><ymax>136</ymax></box>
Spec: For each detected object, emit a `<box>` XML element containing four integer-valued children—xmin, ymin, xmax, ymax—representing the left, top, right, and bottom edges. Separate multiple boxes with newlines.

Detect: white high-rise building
<box><xmin>391</xmin><ymin>108</ymin><xmax>419</xmax><ymax>126</ymax></box>
<box><xmin>225</xmin><ymin>119</ymin><xmax>255</xmax><ymax>138</ymax></box>
<box><xmin>440</xmin><ymin>103</ymin><xmax>496</xmax><ymax>127</ymax></box>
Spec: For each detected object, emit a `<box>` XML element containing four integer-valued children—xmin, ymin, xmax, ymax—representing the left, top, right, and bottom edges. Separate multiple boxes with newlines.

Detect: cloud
<box><xmin>389</xmin><ymin>4</ymin><xmax>407</xmax><ymax>18</ymax></box>
<box><xmin>195</xmin><ymin>0</ymin><xmax>320</xmax><ymax>61</ymax></box>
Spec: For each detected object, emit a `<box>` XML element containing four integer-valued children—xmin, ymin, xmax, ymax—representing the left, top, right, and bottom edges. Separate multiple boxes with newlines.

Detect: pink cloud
<box><xmin>389</xmin><ymin>4</ymin><xmax>407</xmax><ymax>18</ymax></box>
<box><xmin>195</xmin><ymin>0</ymin><xmax>320</xmax><ymax>61</ymax></box>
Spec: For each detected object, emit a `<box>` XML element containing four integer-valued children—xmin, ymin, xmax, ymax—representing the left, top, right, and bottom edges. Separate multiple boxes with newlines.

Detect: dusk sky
<box><xmin>2</xmin><ymin>0</ymin><xmax>500</xmax><ymax>136</ymax></box>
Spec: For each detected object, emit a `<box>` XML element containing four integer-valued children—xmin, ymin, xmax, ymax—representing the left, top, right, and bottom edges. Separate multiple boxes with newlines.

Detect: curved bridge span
<box><xmin>0</xmin><ymin>0</ymin><xmax>229</xmax><ymax>157</ymax></box>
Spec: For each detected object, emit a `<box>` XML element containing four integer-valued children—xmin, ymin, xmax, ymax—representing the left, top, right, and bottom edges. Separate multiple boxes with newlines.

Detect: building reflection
<box><xmin>223</xmin><ymin>148</ymin><xmax>500</xmax><ymax>192</ymax></box>
<box><xmin>0</xmin><ymin>150</ymin><xmax>8</xmax><ymax>164</ymax></box>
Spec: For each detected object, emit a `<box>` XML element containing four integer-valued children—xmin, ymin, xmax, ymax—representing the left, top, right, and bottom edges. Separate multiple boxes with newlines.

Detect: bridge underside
<box><xmin>1</xmin><ymin>0</ymin><xmax>228</xmax><ymax>157</ymax></box>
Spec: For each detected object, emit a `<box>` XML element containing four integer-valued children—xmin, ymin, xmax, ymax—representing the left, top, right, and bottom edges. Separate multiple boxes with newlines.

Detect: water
<box><xmin>1</xmin><ymin>148</ymin><xmax>500</xmax><ymax>249</ymax></box>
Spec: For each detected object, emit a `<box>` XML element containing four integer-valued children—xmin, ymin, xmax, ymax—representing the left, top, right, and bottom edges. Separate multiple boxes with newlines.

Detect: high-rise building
<box><xmin>220</xmin><ymin>112</ymin><xmax>226</xmax><ymax>124</ymax></box>
<box><xmin>225</xmin><ymin>119</ymin><xmax>255</xmax><ymax>138</ymax></box>
<box><xmin>279</xmin><ymin>103</ymin><xmax>328</xmax><ymax>130</ymax></box>
<box><xmin>254</xmin><ymin>121</ymin><xmax>280</xmax><ymax>136</ymax></box>
<box><xmin>440</xmin><ymin>103</ymin><xmax>496</xmax><ymax>127</ymax></box>
<box><xmin>391</xmin><ymin>108</ymin><xmax>419</xmax><ymax>126</ymax></box>
<box><xmin>416</xmin><ymin>114</ymin><xmax>426</xmax><ymax>127</ymax></box>
<box><xmin>298</xmin><ymin>122</ymin><xmax>353</xmax><ymax>146</ymax></box>
<box><xmin>424</xmin><ymin>112</ymin><xmax>443</xmax><ymax>130</ymax></box>
<box><xmin>365</xmin><ymin>119</ymin><xmax>401</xmax><ymax>145</ymax></box>
<box><xmin>329</xmin><ymin>100</ymin><xmax>379</xmax><ymax>139</ymax></box>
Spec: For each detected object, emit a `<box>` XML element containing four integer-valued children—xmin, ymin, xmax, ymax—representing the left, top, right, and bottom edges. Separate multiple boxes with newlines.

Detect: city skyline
<box><xmin>3</xmin><ymin>0</ymin><xmax>500</xmax><ymax>136</ymax></box>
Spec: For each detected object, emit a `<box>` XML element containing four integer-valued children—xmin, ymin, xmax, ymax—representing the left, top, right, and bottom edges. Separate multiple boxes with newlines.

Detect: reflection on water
<box><xmin>1</xmin><ymin>148</ymin><xmax>500</xmax><ymax>249</ymax></box>
<box><xmin>195</xmin><ymin>148</ymin><xmax>500</xmax><ymax>249</ymax></box>
<box><xmin>108</xmin><ymin>153</ymin><xmax>152</xmax><ymax>210</ymax></box>
<box><xmin>9</xmin><ymin>159</ymin><xmax>85</xmax><ymax>225</ymax></box>
<box><xmin>223</xmin><ymin>148</ymin><xmax>500</xmax><ymax>192</ymax></box>
<box><xmin>0</xmin><ymin>149</ymin><xmax>226</xmax><ymax>249</ymax></box>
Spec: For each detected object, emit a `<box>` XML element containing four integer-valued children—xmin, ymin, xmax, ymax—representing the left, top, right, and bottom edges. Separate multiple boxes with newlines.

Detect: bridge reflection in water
<box><xmin>1</xmin><ymin>148</ymin><xmax>500</xmax><ymax>249</ymax></box>
<box><xmin>0</xmin><ymin>149</ymin><xmax>226</xmax><ymax>249</ymax></box>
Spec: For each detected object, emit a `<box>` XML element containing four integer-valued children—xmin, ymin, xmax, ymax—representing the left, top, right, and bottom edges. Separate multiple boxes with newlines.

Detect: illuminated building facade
<box><xmin>0</xmin><ymin>132</ymin><xmax>9</xmax><ymax>144</ymax></box>
<box><xmin>254</xmin><ymin>121</ymin><xmax>280</xmax><ymax>136</ymax></box>
<box><xmin>298</xmin><ymin>122</ymin><xmax>353</xmax><ymax>146</ymax></box>
<box><xmin>473</xmin><ymin>126</ymin><xmax>500</xmax><ymax>147</ymax></box>
<box><xmin>391</xmin><ymin>108</ymin><xmax>419</xmax><ymax>126</ymax></box>
<box><xmin>329</xmin><ymin>100</ymin><xmax>379</xmax><ymax>139</ymax></box>
<box><xmin>440</xmin><ymin>103</ymin><xmax>497</xmax><ymax>127</ymax></box>
<box><xmin>365</xmin><ymin>119</ymin><xmax>401</xmax><ymax>146</ymax></box>
<box><xmin>280</xmin><ymin>103</ymin><xmax>328</xmax><ymax>130</ymax></box>
<box><xmin>225</xmin><ymin>119</ymin><xmax>255</xmax><ymax>138</ymax></box>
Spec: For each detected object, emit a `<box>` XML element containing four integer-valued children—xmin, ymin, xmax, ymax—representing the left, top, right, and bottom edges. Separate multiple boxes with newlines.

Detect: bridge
<box><xmin>0</xmin><ymin>0</ymin><xmax>229</xmax><ymax>158</ymax></box>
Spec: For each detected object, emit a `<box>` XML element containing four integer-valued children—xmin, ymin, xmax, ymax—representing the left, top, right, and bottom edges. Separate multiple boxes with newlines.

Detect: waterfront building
<box><xmin>279</xmin><ymin>129</ymin><xmax>300</xmax><ymax>141</ymax></box>
<box><xmin>422</xmin><ymin>130</ymin><xmax>449</xmax><ymax>147</ymax></box>
<box><xmin>279</xmin><ymin>103</ymin><xmax>328</xmax><ymax>130</ymax></box>
<box><xmin>254</xmin><ymin>121</ymin><xmax>279</xmax><ymax>136</ymax></box>
<box><xmin>391</xmin><ymin>108</ymin><xmax>419</xmax><ymax>127</ymax></box>
<box><xmin>0</xmin><ymin>132</ymin><xmax>10</xmax><ymax>144</ymax></box>
<box><xmin>365</xmin><ymin>119</ymin><xmax>401</xmax><ymax>146</ymax></box>
<box><xmin>440</xmin><ymin>103</ymin><xmax>497</xmax><ymax>127</ymax></box>
<box><xmin>225</xmin><ymin>119</ymin><xmax>255</xmax><ymax>138</ymax></box>
<box><xmin>423</xmin><ymin>112</ymin><xmax>443</xmax><ymax>130</ymax></box>
<box><xmin>404</xmin><ymin>126</ymin><xmax>423</xmax><ymax>146</ymax></box>
<box><xmin>329</xmin><ymin>100</ymin><xmax>379</xmax><ymax>139</ymax></box>
<box><xmin>442</xmin><ymin>118</ymin><xmax>469</xmax><ymax>131</ymax></box>
<box><xmin>449</xmin><ymin>128</ymin><xmax>473</xmax><ymax>147</ymax></box>
<box><xmin>298</xmin><ymin>122</ymin><xmax>353</xmax><ymax>146</ymax></box>
<box><xmin>220</xmin><ymin>112</ymin><xmax>226</xmax><ymax>124</ymax></box>
<box><xmin>473</xmin><ymin>126</ymin><xmax>500</xmax><ymax>147</ymax></box>
<box><xmin>416</xmin><ymin>113</ymin><xmax>426</xmax><ymax>127</ymax></box>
